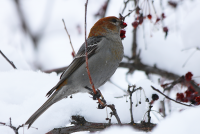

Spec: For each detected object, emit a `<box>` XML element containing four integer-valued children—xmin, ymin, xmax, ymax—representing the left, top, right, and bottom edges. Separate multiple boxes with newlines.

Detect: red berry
<box><xmin>136</xmin><ymin>6</ymin><xmax>140</xmax><ymax>14</ymax></box>
<box><xmin>183</xmin><ymin>98</ymin><xmax>188</xmax><ymax>102</ymax></box>
<box><xmin>176</xmin><ymin>93</ymin><xmax>184</xmax><ymax>101</ymax></box>
<box><xmin>185</xmin><ymin>72</ymin><xmax>193</xmax><ymax>81</ymax></box>
<box><xmin>155</xmin><ymin>18</ymin><xmax>160</xmax><ymax>24</ymax></box>
<box><xmin>122</xmin><ymin>22</ymin><xmax>127</xmax><ymax>27</ymax></box>
<box><xmin>120</xmin><ymin>29</ymin><xmax>126</xmax><ymax>39</ymax></box>
<box><xmin>195</xmin><ymin>96</ymin><xmax>200</xmax><ymax>102</ymax></box>
<box><xmin>185</xmin><ymin>90</ymin><xmax>192</xmax><ymax>98</ymax></box>
<box><xmin>188</xmin><ymin>86</ymin><xmax>195</xmax><ymax>93</ymax></box>
<box><xmin>132</xmin><ymin>21</ymin><xmax>138</xmax><ymax>28</ymax></box>
<box><xmin>161</xmin><ymin>13</ymin><xmax>166</xmax><ymax>19</ymax></box>
<box><xmin>147</xmin><ymin>14</ymin><xmax>152</xmax><ymax>20</ymax></box>
<box><xmin>71</xmin><ymin>52</ymin><xmax>75</xmax><ymax>57</ymax></box>
<box><xmin>163</xmin><ymin>27</ymin><xmax>168</xmax><ymax>32</ymax></box>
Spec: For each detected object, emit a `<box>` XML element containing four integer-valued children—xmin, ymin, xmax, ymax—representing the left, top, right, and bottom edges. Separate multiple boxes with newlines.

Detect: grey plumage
<box><xmin>25</xmin><ymin>16</ymin><xmax>125</xmax><ymax>128</ymax></box>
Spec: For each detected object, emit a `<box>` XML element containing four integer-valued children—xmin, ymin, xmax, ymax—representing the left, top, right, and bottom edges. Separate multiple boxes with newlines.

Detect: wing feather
<box><xmin>46</xmin><ymin>36</ymin><xmax>104</xmax><ymax>97</ymax></box>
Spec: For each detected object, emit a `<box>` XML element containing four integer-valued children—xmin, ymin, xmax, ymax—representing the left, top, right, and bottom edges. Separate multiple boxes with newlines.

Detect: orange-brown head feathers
<box><xmin>88</xmin><ymin>16</ymin><xmax>127</xmax><ymax>38</ymax></box>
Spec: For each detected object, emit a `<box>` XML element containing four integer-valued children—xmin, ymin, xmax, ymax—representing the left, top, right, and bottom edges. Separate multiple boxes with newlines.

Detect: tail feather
<box><xmin>25</xmin><ymin>93</ymin><xmax>58</xmax><ymax>128</ymax></box>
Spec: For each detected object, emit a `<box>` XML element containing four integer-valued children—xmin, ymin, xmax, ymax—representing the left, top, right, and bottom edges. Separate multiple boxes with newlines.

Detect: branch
<box><xmin>62</xmin><ymin>19</ymin><xmax>76</xmax><ymax>56</ymax></box>
<box><xmin>47</xmin><ymin>115</ymin><xmax>156</xmax><ymax>134</ymax></box>
<box><xmin>151</xmin><ymin>86</ymin><xmax>193</xmax><ymax>107</ymax></box>
<box><xmin>0</xmin><ymin>50</ymin><xmax>17</xmax><ymax>69</ymax></box>
<box><xmin>119</xmin><ymin>62</ymin><xmax>180</xmax><ymax>80</ymax></box>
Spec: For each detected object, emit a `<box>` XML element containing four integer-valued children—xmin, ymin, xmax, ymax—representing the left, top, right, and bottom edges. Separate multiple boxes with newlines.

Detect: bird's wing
<box><xmin>46</xmin><ymin>36</ymin><xmax>104</xmax><ymax>97</ymax></box>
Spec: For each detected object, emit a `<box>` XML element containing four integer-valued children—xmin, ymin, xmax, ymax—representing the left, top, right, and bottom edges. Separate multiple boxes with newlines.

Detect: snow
<box><xmin>0</xmin><ymin>0</ymin><xmax>200</xmax><ymax>134</ymax></box>
<box><xmin>0</xmin><ymin>70</ymin><xmax>162</xmax><ymax>134</ymax></box>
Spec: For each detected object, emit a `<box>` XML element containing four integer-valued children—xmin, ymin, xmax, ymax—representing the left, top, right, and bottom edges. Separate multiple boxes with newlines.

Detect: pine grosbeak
<box><xmin>25</xmin><ymin>16</ymin><xmax>127</xmax><ymax>128</ymax></box>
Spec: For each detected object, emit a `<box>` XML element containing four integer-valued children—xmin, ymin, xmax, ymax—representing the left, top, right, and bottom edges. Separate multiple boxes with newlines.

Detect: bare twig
<box><xmin>127</xmin><ymin>85</ymin><xmax>142</xmax><ymax>123</ymax></box>
<box><xmin>119</xmin><ymin>7</ymin><xmax>138</xmax><ymax>22</ymax></box>
<box><xmin>127</xmin><ymin>85</ymin><xmax>134</xmax><ymax>123</ymax></box>
<box><xmin>147</xmin><ymin>105</ymin><xmax>153</xmax><ymax>123</ymax></box>
<box><xmin>107</xmin><ymin>104</ymin><xmax>122</xmax><ymax>125</ymax></box>
<box><xmin>84</xmin><ymin>0</ymin><xmax>97</xmax><ymax>95</ymax></box>
<box><xmin>160</xmin><ymin>100</ymin><xmax>166</xmax><ymax>117</ymax></box>
<box><xmin>0</xmin><ymin>118</ymin><xmax>25</xmax><ymax>134</ymax></box>
<box><xmin>122</xmin><ymin>0</ymin><xmax>131</xmax><ymax>14</ymax></box>
<box><xmin>151</xmin><ymin>86</ymin><xmax>193</xmax><ymax>107</ymax></box>
<box><xmin>108</xmin><ymin>80</ymin><xmax>127</xmax><ymax>93</ymax></box>
<box><xmin>162</xmin><ymin>76</ymin><xmax>184</xmax><ymax>91</ymax></box>
<box><xmin>62</xmin><ymin>19</ymin><xmax>76</xmax><ymax>56</ymax></box>
<box><xmin>95</xmin><ymin>0</ymin><xmax>110</xmax><ymax>18</ymax></box>
<box><xmin>182</xmin><ymin>49</ymin><xmax>197</xmax><ymax>68</ymax></box>
<box><xmin>151</xmin><ymin>0</ymin><xmax>157</xmax><ymax>15</ymax></box>
<box><xmin>0</xmin><ymin>50</ymin><xmax>17</xmax><ymax>69</ymax></box>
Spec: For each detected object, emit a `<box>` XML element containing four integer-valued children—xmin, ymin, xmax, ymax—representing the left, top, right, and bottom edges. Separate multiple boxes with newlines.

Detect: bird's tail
<box><xmin>25</xmin><ymin>92</ymin><xmax>59</xmax><ymax>128</ymax></box>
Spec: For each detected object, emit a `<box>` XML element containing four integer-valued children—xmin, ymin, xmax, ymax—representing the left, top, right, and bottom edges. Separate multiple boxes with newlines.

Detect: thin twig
<box><xmin>108</xmin><ymin>80</ymin><xmax>127</xmax><ymax>93</ymax></box>
<box><xmin>151</xmin><ymin>86</ymin><xmax>192</xmax><ymax>107</ymax></box>
<box><xmin>182</xmin><ymin>49</ymin><xmax>197</xmax><ymax>68</ymax></box>
<box><xmin>62</xmin><ymin>19</ymin><xmax>76</xmax><ymax>56</ymax></box>
<box><xmin>127</xmin><ymin>85</ymin><xmax>142</xmax><ymax>123</ymax></box>
<box><xmin>162</xmin><ymin>76</ymin><xmax>184</xmax><ymax>91</ymax></box>
<box><xmin>84</xmin><ymin>0</ymin><xmax>96</xmax><ymax>95</ymax></box>
<box><xmin>0</xmin><ymin>118</ymin><xmax>25</xmax><ymax>134</ymax></box>
<box><xmin>147</xmin><ymin>105</ymin><xmax>153</xmax><ymax>123</ymax></box>
<box><xmin>151</xmin><ymin>0</ymin><xmax>157</xmax><ymax>16</ymax></box>
<box><xmin>160</xmin><ymin>100</ymin><xmax>166</xmax><ymax>117</ymax></box>
<box><xmin>142</xmin><ymin>21</ymin><xmax>147</xmax><ymax>50</ymax></box>
<box><xmin>107</xmin><ymin>104</ymin><xmax>122</xmax><ymax>125</ymax></box>
<box><xmin>120</xmin><ymin>8</ymin><xmax>137</xmax><ymax>21</ymax></box>
<box><xmin>122</xmin><ymin>0</ymin><xmax>131</xmax><ymax>14</ymax></box>
<box><xmin>0</xmin><ymin>50</ymin><xmax>17</xmax><ymax>69</ymax></box>
<box><xmin>127</xmin><ymin>85</ymin><xmax>135</xmax><ymax>123</ymax></box>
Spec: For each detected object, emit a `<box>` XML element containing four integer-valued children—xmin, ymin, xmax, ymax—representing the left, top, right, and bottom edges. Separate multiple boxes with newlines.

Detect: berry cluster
<box><xmin>131</xmin><ymin>6</ymin><xmax>168</xmax><ymax>38</ymax></box>
<box><xmin>176</xmin><ymin>72</ymin><xmax>200</xmax><ymax>105</ymax></box>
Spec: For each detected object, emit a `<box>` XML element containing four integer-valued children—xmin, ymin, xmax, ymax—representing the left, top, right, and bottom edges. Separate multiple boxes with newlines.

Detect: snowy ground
<box><xmin>0</xmin><ymin>0</ymin><xmax>200</xmax><ymax>134</ymax></box>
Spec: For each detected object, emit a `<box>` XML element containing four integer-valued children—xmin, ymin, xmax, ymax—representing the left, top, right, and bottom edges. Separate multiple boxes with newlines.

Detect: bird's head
<box><xmin>88</xmin><ymin>16</ymin><xmax>127</xmax><ymax>38</ymax></box>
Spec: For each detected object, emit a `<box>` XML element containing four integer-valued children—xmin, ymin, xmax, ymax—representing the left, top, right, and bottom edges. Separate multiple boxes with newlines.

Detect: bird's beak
<box><xmin>120</xmin><ymin>21</ymin><xmax>127</xmax><ymax>28</ymax></box>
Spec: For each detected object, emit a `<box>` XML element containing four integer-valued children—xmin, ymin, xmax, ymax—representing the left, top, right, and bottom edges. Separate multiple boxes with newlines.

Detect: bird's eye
<box><xmin>110</xmin><ymin>18</ymin><xmax>117</xmax><ymax>23</ymax></box>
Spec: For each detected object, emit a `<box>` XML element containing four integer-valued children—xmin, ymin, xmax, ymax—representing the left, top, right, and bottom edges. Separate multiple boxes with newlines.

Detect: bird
<box><xmin>25</xmin><ymin>16</ymin><xmax>127</xmax><ymax>128</ymax></box>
